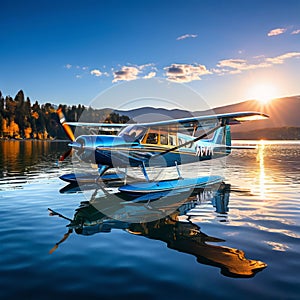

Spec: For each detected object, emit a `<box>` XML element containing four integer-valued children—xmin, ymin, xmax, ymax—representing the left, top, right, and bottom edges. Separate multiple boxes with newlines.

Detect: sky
<box><xmin>1</xmin><ymin>0</ymin><xmax>300</xmax><ymax>110</ymax></box>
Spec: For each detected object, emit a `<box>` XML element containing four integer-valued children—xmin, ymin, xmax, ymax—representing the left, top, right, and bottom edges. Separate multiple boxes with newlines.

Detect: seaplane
<box><xmin>57</xmin><ymin>108</ymin><xmax>268</xmax><ymax>194</ymax></box>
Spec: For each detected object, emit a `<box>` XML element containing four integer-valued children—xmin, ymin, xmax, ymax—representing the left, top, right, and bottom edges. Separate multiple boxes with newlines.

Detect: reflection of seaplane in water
<box><xmin>57</xmin><ymin>109</ymin><xmax>268</xmax><ymax>194</ymax></box>
<box><xmin>49</xmin><ymin>184</ymin><xmax>267</xmax><ymax>278</ymax></box>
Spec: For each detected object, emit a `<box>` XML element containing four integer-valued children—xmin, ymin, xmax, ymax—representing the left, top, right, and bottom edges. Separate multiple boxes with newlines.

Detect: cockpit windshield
<box><xmin>118</xmin><ymin>125</ymin><xmax>147</xmax><ymax>142</ymax></box>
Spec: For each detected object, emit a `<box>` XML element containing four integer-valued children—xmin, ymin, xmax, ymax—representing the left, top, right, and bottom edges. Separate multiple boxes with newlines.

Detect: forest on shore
<box><xmin>1</xmin><ymin>90</ymin><xmax>299</xmax><ymax>141</ymax></box>
<box><xmin>0</xmin><ymin>90</ymin><xmax>129</xmax><ymax>140</ymax></box>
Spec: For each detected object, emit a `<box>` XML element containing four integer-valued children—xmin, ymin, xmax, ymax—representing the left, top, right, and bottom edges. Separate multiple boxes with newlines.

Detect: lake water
<box><xmin>0</xmin><ymin>140</ymin><xmax>299</xmax><ymax>299</ymax></box>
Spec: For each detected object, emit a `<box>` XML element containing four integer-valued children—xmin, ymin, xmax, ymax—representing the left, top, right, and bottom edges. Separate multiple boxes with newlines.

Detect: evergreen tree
<box><xmin>0</xmin><ymin>91</ymin><xmax>4</xmax><ymax>113</ymax></box>
<box><xmin>5</xmin><ymin>96</ymin><xmax>16</xmax><ymax>120</ymax></box>
<box><xmin>15</xmin><ymin>90</ymin><xmax>26</xmax><ymax>136</ymax></box>
<box><xmin>0</xmin><ymin>90</ymin><xmax>130</xmax><ymax>139</ymax></box>
<box><xmin>0</xmin><ymin>114</ymin><xmax>2</xmax><ymax>136</ymax></box>
<box><xmin>0</xmin><ymin>92</ymin><xmax>4</xmax><ymax>135</ymax></box>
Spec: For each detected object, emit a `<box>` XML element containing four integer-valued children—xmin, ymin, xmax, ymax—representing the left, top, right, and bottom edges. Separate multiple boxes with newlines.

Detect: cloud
<box><xmin>217</xmin><ymin>58</ymin><xmax>269</xmax><ymax>73</ymax></box>
<box><xmin>139</xmin><ymin>63</ymin><xmax>155</xmax><ymax>70</ymax></box>
<box><xmin>112</xmin><ymin>64</ymin><xmax>157</xmax><ymax>82</ymax></box>
<box><xmin>215</xmin><ymin>52</ymin><xmax>300</xmax><ymax>75</ymax></box>
<box><xmin>164</xmin><ymin>63</ymin><xmax>211</xmax><ymax>82</ymax></box>
<box><xmin>265</xmin><ymin>52</ymin><xmax>300</xmax><ymax>64</ymax></box>
<box><xmin>291</xmin><ymin>29</ymin><xmax>300</xmax><ymax>35</ymax></box>
<box><xmin>90</xmin><ymin>69</ymin><xmax>102</xmax><ymax>77</ymax></box>
<box><xmin>112</xmin><ymin>66</ymin><xmax>140</xmax><ymax>82</ymax></box>
<box><xmin>65</xmin><ymin>64</ymin><xmax>72</xmax><ymax>69</ymax></box>
<box><xmin>217</xmin><ymin>59</ymin><xmax>248</xmax><ymax>69</ymax></box>
<box><xmin>176</xmin><ymin>34</ymin><xmax>198</xmax><ymax>41</ymax></box>
<box><xmin>143</xmin><ymin>72</ymin><xmax>156</xmax><ymax>79</ymax></box>
<box><xmin>267</xmin><ymin>28</ymin><xmax>287</xmax><ymax>36</ymax></box>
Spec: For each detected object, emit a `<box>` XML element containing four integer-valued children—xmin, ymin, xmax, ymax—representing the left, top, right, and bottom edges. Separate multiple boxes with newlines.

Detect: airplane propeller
<box><xmin>57</xmin><ymin>108</ymin><xmax>76</xmax><ymax>161</ymax></box>
<box><xmin>59</xmin><ymin>148</ymin><xmax>73</xmax><ymax>162</ymax></box>
<box><xmin>57</xmin><ymin>108</ymin><xmax>76</xmax><ymax>142</ymax></box>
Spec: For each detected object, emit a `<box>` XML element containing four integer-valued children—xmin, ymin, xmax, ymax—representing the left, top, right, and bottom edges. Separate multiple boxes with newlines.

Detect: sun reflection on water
<box><xmin>256</xmin><ymin>140</ymin><xmax>266</xmax><ymax>199</ymax></box>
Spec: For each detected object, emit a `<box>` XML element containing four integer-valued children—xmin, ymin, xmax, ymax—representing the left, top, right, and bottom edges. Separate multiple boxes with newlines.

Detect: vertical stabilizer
<box><xmin>211</xmin><ymin>125</ymin><xmax>231</xmax><ymax>154</ymax></box>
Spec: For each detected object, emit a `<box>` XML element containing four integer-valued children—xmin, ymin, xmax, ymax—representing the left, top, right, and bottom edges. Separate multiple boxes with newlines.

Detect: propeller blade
<box><xmin>49</xmin><ymin>244</ymin><xmax>58</xmax><ymax>254</ymax></box>
<box><xmin>57</xmin><ymin>108</ymin><xmax>76</xmax><ymax>141</ymax></box>
<box><xmin>48</xmin><ymin>208</ymin><xmax>73</xmax><ymax>221</ymax></box>
<box><xmin>59</xmin><ymin>148</ymin><xmax>74</xmax><ymax>162</ymax></box>
<box><xmin>49</xmin><ymin>229</ymin><xmax>73</xmax><ymax>254</ymax></box>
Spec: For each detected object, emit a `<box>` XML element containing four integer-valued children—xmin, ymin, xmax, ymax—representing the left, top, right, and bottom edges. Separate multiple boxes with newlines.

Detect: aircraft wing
<box><xmin>138</xmin><ymin>111</ymin><xmax>269</xmax><ymax>129</ymax></box>
<box><xmin>65</xmin><ymin>122</ymin><xmax>127</xmax><ymax>132</ymax></box>
<box><xmin>64</xmin><ymin>111</ymin><xmax>268</xmax><ymax>132</ymax></box>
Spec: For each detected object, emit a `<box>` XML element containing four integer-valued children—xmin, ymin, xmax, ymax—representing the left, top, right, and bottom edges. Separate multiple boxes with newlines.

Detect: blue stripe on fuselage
<box><xmin>77</xmin><ymin>133</ymin><xmax>228</xmax><ymax>168</ymax></box>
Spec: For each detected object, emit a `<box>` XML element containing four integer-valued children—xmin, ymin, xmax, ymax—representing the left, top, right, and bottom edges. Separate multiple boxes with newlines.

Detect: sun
<box><xmin>247</xmin><ymin>84</ymin><xmax>278</xmax><ymax>104</ymax></box>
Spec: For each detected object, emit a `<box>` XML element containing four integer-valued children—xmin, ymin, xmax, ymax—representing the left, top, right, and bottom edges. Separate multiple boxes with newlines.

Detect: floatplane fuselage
<box><xmin>57</xmin><ymin>110</ymin><xmax>268</xmax><ymax>192</ymax></box>
<box><xmin>71</xmin><ymin>124</ymin><xmax>231</xmax><ymax>168</ymax></box>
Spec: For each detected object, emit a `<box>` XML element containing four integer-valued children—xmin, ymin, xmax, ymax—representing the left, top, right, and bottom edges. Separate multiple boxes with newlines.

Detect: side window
<box><xmin>169</xmin><ymin>135</ymin><xmax>177</xmax><ymax>146</ymax></box>
<box><xmin>160</xmin><ymin>134</ymin><xmax>168</xmax><ymax>145</ymax></box>
<box><xmin>186</xmin><ymin>140</ymin><xmax>193</xmax><ymax>148</ymax></box>
<box><xmin>178</xmin><ymin>138</ymin><xmax>184</xmax><ymax>146</ymax></box>
<box><xmin>178</xmin><ymin>137</ymin><xmax>193</xmax><ymax>148</ymax></box>
<box><xmin>146</xmin><ymin>133</ymin><xmax>158</xmax><ymax>144</ymax></box>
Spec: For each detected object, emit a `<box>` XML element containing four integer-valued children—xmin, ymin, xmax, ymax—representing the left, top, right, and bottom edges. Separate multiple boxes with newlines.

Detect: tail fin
<box><xmin>211</xmin><ymin>125</ymin><xmax>231</xmax><ymax>153</ymax></box>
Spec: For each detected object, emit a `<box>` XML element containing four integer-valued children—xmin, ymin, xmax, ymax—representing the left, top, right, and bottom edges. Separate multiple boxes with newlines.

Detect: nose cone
<box><xmin>68</xmin><ymin>141</ymin><xmax>82</xmax><ymax>150</ymax></box>
<box><xmin>69</xmin><ymin>135</ymin><xmax>126</xmax><ymax>164</ymax></box>
<box><xmin>74</xmin><ymin>135</ymin><xmax>125</xmax><ymax>149</ymax></box>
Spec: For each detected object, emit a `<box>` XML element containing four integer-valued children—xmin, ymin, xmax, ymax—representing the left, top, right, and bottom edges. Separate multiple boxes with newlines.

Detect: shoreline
<box><xmin>0</xmin><ymin>138</ymin><xmax>69</xmax><ymax>142</ymax></box>
<box><xmin>0</xmin><ymin>138</ymin><xmax>299</xmax><ymax>143</ymax></box>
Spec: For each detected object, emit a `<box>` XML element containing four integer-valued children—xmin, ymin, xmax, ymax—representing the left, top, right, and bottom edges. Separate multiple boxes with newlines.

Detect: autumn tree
<box><xmin>0</xmin><ymin>90</ymin><xmax>129</xmax><ymax>139</ymax></box>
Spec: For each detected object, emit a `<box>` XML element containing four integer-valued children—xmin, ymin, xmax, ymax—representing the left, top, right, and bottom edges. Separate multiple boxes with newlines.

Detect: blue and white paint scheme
<box><xmin>58</xmin><ymin>110</ymin><xmax>268</xmax><ymax>193</ymax></box>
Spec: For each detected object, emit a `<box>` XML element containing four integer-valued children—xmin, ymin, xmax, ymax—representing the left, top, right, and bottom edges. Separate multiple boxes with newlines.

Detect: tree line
<box><xmin>0</xmin><ymin>90</ymin><xmax>130</xmax><ymax>139</ymax></box>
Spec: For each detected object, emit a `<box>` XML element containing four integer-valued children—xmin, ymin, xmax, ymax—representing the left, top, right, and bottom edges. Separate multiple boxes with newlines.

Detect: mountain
<box><xmin>113</xmin><ymin>95</ymin><xmax>300</xmax><ymax>139</ymax></box>
<box><xmin>115</xmin><ymin>95</ymin><xmax>300</xmax><ymax>127</ymax></box>
<box><xmin>114</xmin><ymin>107</ymin><xmax>193</xmax><ymax>122</ymax></box>
<box><xmin>207</xmin><ymin>96</ymin><xmax>300</xmax><ymax>133</ymax></box>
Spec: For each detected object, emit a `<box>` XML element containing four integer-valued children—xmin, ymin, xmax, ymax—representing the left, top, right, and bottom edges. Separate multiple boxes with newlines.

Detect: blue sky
<box><xmin>1</xmin><ymin>0</ymin><xmax>300</xmax><ymax>110</ymax></box>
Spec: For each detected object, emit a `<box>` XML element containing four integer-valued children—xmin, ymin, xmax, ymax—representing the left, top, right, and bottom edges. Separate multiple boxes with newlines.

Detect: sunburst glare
<box><xmin>247</xmin><ymin>84</ymin><xmax>278</xmax><ymax>104</ymax></box>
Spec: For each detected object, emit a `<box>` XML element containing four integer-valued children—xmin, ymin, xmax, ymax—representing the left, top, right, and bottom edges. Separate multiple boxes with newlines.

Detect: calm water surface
<box><xmin>0</xmin><ymin>140</ymin><xmax>299</xmax><ymax>299</ymax></box>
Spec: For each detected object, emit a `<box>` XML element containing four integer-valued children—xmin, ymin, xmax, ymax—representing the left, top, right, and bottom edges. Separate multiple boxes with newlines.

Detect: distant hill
<box><xmin>113</xmin><ymin>95</ymin><xmax>300</xmax><ymax>139</ymax></box>
<box><xmin>233</xmin><ymin>127</ymin><xmax>300</xmax><ymax>140</ymax></box>
<box><xmin>208</xmin><ymin>96</ymin><xmax>300</xmax><ymax>133</ymax></box>
<box><xmin>113</xmin><ymin>107</ymin><xmax>194</xmax><ymax>122</ymax></box>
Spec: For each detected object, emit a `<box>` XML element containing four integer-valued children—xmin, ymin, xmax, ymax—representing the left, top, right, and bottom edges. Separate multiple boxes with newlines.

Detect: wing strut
<box><xmin>154</xmin><ymin>123</ymin><xmax>223</xmax><ymax>158</ymax></box>
<box><xmin>140</xmin><ymin>162</ymin><xmax>150</xmax><ymax>182</ymax></box>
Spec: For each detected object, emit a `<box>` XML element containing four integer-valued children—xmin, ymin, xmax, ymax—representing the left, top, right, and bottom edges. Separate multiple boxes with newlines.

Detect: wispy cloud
<box><xmin>176</xmin><ymin>34</ymin><xmax>198</xmax><ymax>41</ymax></box>
<box><xmin>65</xmin><ymin>64</ymin><xmax>72</xmax><ymax>69</ymax></box>
<box><xmin>291</xmin><ymin>29</ymin><xmax>300</xmax><ymax>35</ymax></box>
<box><xmin>139</xmin><ymin>63</ymin><xmax>156</xmax><ymax>70</ymax></box>
<box><xmin>216</xmin><ymin>58</ymin><xmax>268</xmax><ymax>74</ymax></box>
<box><xmin>215</xmin><ymin>52</ymin><xmax>300</xmax><ymax>75</ymax></box>
<box><xmin>265</xmin><ymin>52</ymin><xmax>300</xmax><ymax>64</ymax></box>
<box><xmin>267</xmin><ymin>28</ymin><xmax>287</xmax><ymax>36</ymax></box>
<box><xmin>143</xmin><ymin>72</ymin><xmax>156</xmax><ymax>79</ymax></box>
<box><xmin>164</xmin><ymin>63</ymin><xmax>211</xmax><ymax>82</ymax></box>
